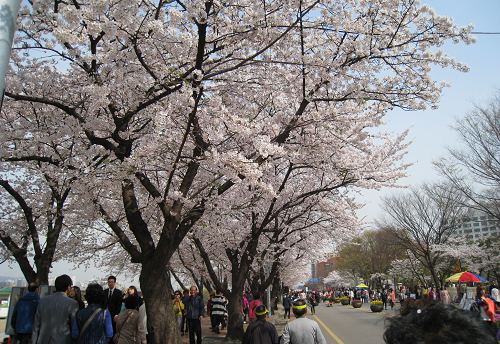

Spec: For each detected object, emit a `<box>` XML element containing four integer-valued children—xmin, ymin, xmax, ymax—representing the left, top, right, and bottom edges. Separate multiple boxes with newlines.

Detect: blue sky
<box><xmin>1</xmin><ymin>0</ymin><xmax>499</xmax><ymax>286</ymax></box>
<box><xmin>356</xmin><ymin>0</ymin><xmax>500</xmax><ymax>226</ymax></box>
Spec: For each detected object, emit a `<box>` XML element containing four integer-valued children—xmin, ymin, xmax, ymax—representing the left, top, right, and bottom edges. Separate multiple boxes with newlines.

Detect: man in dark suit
<box><xmin>104</xmin><ymin>275</ymin><xmax>123</xmax><ymax>343</ymax></box>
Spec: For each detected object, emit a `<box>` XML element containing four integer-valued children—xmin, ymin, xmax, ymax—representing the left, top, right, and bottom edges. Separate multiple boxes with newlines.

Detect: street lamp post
<box><xmin>0</xmin><ymin>0</ymin><xmax>21</xmax><ymax>111</ymax></box>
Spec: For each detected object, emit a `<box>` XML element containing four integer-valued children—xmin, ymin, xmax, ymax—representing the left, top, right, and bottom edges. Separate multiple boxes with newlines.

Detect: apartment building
<box><xmin>452</xmin><ymin>212</ymin><xmax>500</xmax><ymax>241</ymax></box>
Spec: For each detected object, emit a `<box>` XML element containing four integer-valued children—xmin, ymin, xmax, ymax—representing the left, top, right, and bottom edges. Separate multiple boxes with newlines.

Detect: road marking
<box><xmin>312</xmin><ymin>314</ymin><xmax>345</xmax><ymax>344</ymax></box>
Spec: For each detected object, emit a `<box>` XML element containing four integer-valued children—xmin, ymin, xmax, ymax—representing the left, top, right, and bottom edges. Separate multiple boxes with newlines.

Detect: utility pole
<box><xmin>0</xmin><ymin>0</ymin><xmax>21</xmax><ymax>111</ymax></box>
<box><xmin>265</xmin><ymin>253</ymin><xmax>271</xmax><ymax>313</ymax></box>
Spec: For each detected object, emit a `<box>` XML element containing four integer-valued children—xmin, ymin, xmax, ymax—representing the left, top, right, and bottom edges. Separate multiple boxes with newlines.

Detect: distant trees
<box><xmin>436</xmin><ymin>90</ymin><xmax>500</xmax><ymax>219</ymax></box>
<box><xmin>336</xmin><ymin>228</ymin><xmax>404</xmax><ymax>288</ymax></box>
<box><xmin>378</xmin><ymin>183</ymin><xmax>468</xmax><ymax>288</ymax></box>
<box><xmin>432</xmin><ymin>90</ymin><xmax>500</xmax><ymax>282</ymax></box>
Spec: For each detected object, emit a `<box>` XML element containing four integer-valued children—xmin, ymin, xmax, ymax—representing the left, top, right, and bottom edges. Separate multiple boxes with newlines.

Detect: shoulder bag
<box><xmin>113</xmin><ymin>311</ymin><xmax>134</xmax><ymax>343</ymax></box>
<box><xmin>77</xmin><ymin>308</ymin><xmax>103</xmax><ymax>344</ymax></box>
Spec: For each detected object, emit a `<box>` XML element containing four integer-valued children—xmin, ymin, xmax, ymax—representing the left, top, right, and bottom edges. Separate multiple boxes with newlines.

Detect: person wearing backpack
<box><xmin>280</xmin><ymin>299</ymin><xmax>326</xmax><ymax>344</ymax></box>
<box><xmin>242</xmin><ymin>305</ymin><xmax>278</xmax><ymax>344</ymax></box>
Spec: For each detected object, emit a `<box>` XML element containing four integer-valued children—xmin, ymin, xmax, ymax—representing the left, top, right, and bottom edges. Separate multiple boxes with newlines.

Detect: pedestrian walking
<box><xmin>242</xmin><ymin>305</ymin><xmax>278</xmax><ymax>344</ymax></box>
<box><xmin>389</xmin><ymin>288</ymin><xmax>396</xmax><ymax>309</ymax></box>
<box><xmin>183</xmin><ymin>286</ymin><xmax>205</xmax><ymax>344</ymax></box>
<box><xmin>283</xmin><ymin>294</ymin><xmax>292</xmax><ymax>319</ymax></box>
<box><xmin>206</xmin><ymin>292</ymin><xmax>215</xmax><ymax>331</ymax></box>
<box><xmin>211</xmin><ymin>290</ymin><xmax>227</xmax><ymax>334</ymax></box>
<box><xmin>280</xmin><ymin>299</ymin><xmax>326</xmax><ymax>344</ymax></box>
<box><xmin>242</xmin><ymin>293</ymin><xmax>249</xmax><ymax>324</ymax></box>
<box><xmin>308</xmin><ymin>293</ymin><xmax>316</xmax><ymax>315</ymax></box>
<box><xmin>439</xmin><ymin>286</ymin><xmax>451</xmax><ymax>305</ymax></box>
<box><xmin>248</xmin><ymin>292</ymin><xmax>263</xmax><ymax>323</ymax></box>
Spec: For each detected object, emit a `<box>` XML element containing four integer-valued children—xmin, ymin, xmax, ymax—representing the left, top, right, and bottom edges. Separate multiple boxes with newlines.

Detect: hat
<box><xmin>255</xmin><ymin>305</ymin><xmax>268</xmax><ymax>316</ymax></box>
<box><xmin>255</xmin><ymin>308</ymin><xmax>268</xmax><ymax>316</ymax></box>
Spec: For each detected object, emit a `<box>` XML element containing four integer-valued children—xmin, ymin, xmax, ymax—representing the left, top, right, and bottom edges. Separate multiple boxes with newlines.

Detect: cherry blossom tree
<box><xmin>433</xmin><ymin>236</ymin><xmax>500</xmax><ymax>283</ymax></box>
<box><xmin>189</xmin><ymin>185</ymin><xmax>358</xmax><ymax>339</ymax></box>
<box><xmin>1</xmin><ymin>0</ymin><xmax>476</xmax><ymax>342</ymax></box>
<box><xmin>281</xmin><ymin>258</ymin><xmax>311</xmax><ymax>288</ymax></box>
<box><xmin>473</xmin><ymin>237</ymin><xmax>500</xmax><ymax>282</ymax></box>
<box><xmin>324</xmin><ymin>270</ymin><xmax>355</xmax><ymax>288</ymax></box>
<box><xmin>388</xmin><ymin>258</ymin><xmax>422</xmax><ymax>284</ymax></box>
<box><xmin>0</xmin><ymin>106</ymin><xmax>103</xmax><ymax>284</ymax></box>
<box><xmin>0</xmin><ymin>175</ymin><xmax>72</xmax><ymax>285</ymax></box>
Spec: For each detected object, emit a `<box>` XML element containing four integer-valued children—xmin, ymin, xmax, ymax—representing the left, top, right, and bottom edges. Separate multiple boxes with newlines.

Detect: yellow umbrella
<box><xmin>356</xmin><ymin>283</ymin><xmax>369</xmax><ymax>288</ymax></box>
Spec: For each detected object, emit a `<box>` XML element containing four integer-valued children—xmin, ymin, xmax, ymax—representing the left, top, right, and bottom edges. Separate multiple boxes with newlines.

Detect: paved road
<box><xmin>196</xmin><ymin>301</ymin><xmax>399</xmax><ymax>344</ymax></box>
<box><xmin>307</xmin><ymin>302</ymin><xmax>397</xmax><ymax>344</ymax></box>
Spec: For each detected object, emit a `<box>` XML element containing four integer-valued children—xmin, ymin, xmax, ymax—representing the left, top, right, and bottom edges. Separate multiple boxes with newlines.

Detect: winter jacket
<box><xmin>183</xmin><ymin>295</ymin><xmax>205</xmax><ymax>320</ymax></box>
<box><xmin>248</xmin><ymin>300</ymin><xmax>263</xmax><ymax>322</ymax></box>
<box><xmin>11</xmin><ymin>291</ymin><xmax>40</xmax><ymax>334</ymax></box>
<box><xmin>283</xmin><ymin>297</ymin><xmax>292</xmax><ymax>309</ymax></box>
<box><xmin>116</xmin><ymin>308</ymin><xmax>146</xmax><ymax>344</ymax></box>
<box><xmin>242</xmin><ymin>319</ymin><xmax>279</xmax><ymax>344</ymax></box>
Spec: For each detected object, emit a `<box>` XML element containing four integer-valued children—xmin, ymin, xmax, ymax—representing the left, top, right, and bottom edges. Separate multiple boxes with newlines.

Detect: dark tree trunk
<box><xmin>224</xmin><ymin>248</ymin><xmax>253</xmax><ymax>341</ymax></box>
<box><xmin>35</xmin><ymin>266</ymin><xmax>50</xmax><ymax>286</ymax></box>
<box><xmin>141</xmin><ymin>260</ymin><xmax>180</xmax><ymax>344</ymax></box>
<box><xmin>271</xmin><ymin>277</ymin><xmax>281</xmax><ymax>314</ymax></box>
<box><xmin>225</xmin><ymin>286</ymin><xmax>244</xmax><ymax>341</ymax></box>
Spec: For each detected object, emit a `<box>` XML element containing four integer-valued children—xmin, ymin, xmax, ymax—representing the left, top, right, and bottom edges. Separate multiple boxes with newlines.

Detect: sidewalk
<box><xmin>182</xmin><ymin>307</ymin><xmax>290</xmax><ymax>344</ymax></box>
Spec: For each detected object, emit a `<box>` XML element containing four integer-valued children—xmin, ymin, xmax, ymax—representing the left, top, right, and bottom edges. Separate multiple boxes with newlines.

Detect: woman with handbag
<box><xmin>72</xmin><ymin>284</ymin><xmax>113</xmax><ymax>344</ymax></box>
<box><xmin>115</xmin><ymin>296</ymin><xmax>146</xmax><ymax>344</ymax></box>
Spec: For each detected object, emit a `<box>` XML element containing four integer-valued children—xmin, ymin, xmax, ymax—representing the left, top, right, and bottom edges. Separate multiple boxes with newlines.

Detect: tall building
<box><xmin>311</xmin><ymin>254</ymin><xmax>338</xmax><ymax>280</ymax></box>
<box><xmin>451</xmin><ymin>212</ymin><xmax>500</xmax><ymax>241</ymax></box>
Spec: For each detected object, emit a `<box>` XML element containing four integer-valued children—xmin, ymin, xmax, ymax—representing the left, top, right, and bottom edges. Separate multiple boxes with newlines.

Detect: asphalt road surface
<box><xmin>303</xmin><ymin>302</ymin><xmax>398</xmax><ymax>344</ymax></box>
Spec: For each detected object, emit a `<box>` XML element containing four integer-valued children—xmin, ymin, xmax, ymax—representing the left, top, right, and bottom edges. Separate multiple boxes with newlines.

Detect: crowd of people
<box><xmin>8</xmin><ymin>275</ymin><xmax>216</xmax><ymax>344</ymax></box>
<box><xmin>8</xmin><ymin>274</ymin><xmax>500</xmax><ymax>344</ymax></box>
<box><xmin>10</xmin><ymin>275</ymin><xmax>148</xmax><ymax>344</ymax></box>
<box><xmin>309</xmin><ymin>284</ymin><xmax>464</xmax><ymax>309</ymax></box>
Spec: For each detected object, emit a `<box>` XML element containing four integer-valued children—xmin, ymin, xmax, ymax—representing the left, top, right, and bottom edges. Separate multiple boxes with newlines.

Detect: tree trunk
<box><xmin>35</xmin><ymin>265</ymin><xmax>50</xmax><ymax>286</ymax></box>
<box><xmin>141</xmin><ymin>261</ymin><xmax>180</xmax><ymax>344</ymax></box>
<box><xmin>271</xmin><ymin>277</ymin><xmax>281</xmax><ymax>314</ymax></box>
<box><xmin>226</xmin><ymin>286</ymin><xmax>244</xmax><ymax>341</ymax></box>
